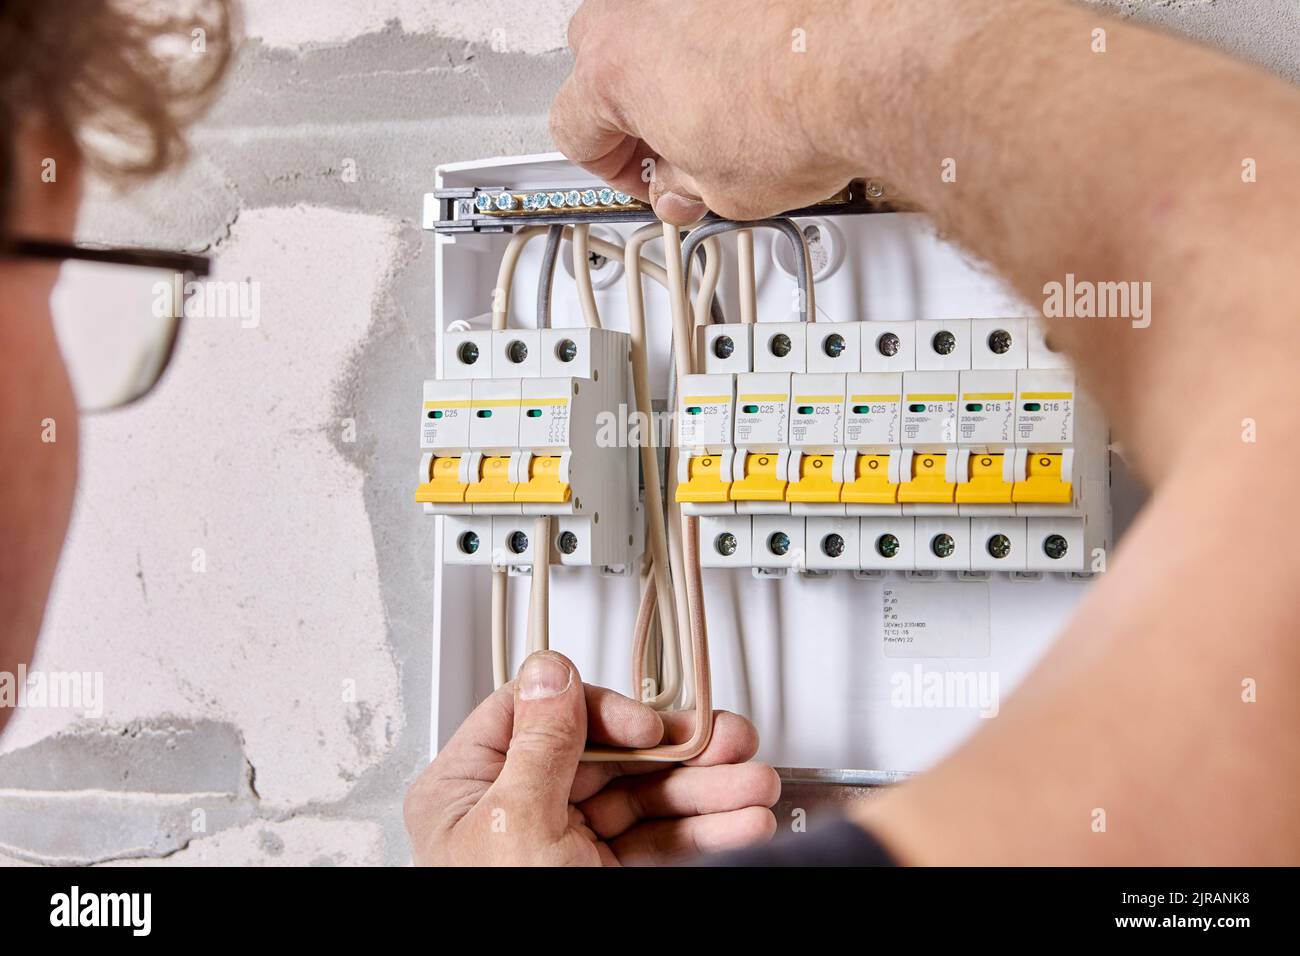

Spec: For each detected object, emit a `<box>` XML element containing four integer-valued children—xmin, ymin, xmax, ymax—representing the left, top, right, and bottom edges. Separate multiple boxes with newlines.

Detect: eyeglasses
<box><xmin>1</xmin><ymin>239</ymin><xmax>211</xmax><ymax>413</ymax></box>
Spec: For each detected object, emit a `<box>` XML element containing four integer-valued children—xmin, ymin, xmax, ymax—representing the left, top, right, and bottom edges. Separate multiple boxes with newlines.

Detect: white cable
<box><xmin>491</xmin><ymin>568</ymin><xmax>509</xmax><ymax>688</ymax></box>
<box><xmin>737</xmin><ymin>229</ymin><xmax>757</xmax><ymax>324</ymax></box>
<box><xmin>525</xmin><ymin>515</ymin><xmax>551</xmax><ymax>654</ymax></box>
<box><xmin>572</xmin><ymin>224</ymin><xmax>603</xmax><ymax>329</ymax></box>
<box><xmin>623</xmin><ymin>224</ymin><xmax>684</xmax><ymax>709</ymax></box>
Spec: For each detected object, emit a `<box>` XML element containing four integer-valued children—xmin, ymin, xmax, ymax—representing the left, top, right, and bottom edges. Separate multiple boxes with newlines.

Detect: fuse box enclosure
<box><xmin>424</xmin><ymin>152</ymin><xmax>1124</xmax><ymax>781</ymax></box>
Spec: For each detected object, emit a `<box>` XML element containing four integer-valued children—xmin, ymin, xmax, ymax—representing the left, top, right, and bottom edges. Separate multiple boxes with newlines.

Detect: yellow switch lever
<box><xmin>415</xmin><ymin>456</ymin><xmax>466</xmax><ymax>504</ymax></box>
<box><xmin>899</xmin><ymin>453</ymin><xmax>955</xmax><ymax>504</ymax></box>
<box><xmin>676</xmin><ymin>455</ymin><xmax>731</xmax><ymax>504</ymax></box>
<box><xmin>515</xmin><ymin>456</ymin><xmax>571</xmax><ymax>504</ymax></box>
<box><xmin>956</xmin><ymin>453</ymin><xmax>1013</xmax><ymax>504</ymax></box>
<box><xmin>731</xmin><ymin>453</ymin><xmax>786</xmax><ymax>502</ymax></box>
<box><xmin>842</xmin><ymin>454</ymin><xmax>897</xmax><ymax>504</ymax></box>
<box><xmin>1013</xmin><ymin>453</ymin><xmax>1072</xmax><ymax>504</ymax></box>
<box><xmin>786</xmin><ymin>455</ymin><xmax>840</xmax><ymax>503</ymax></box>
<box><xmin>465</xmin><ymin>456</ymin><xmax>517</xmax><ymax>503</ymax></box>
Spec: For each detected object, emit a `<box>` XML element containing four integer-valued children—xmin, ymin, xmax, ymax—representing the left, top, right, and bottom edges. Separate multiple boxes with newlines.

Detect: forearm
<box><xmin>821</xmin><ymin>0</ymin><xmax>1300</xmax><ymax>482</ymax></box>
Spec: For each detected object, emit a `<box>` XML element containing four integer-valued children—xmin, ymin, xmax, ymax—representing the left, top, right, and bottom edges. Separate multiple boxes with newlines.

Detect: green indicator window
<box><xmin>965</xmin><ymin>403</ymin><xmax>983</xmax><ymax>412</ymax></box>
<box><xmin>908</xmin><ymin>403</ymin><xmax>926</xmax><ymax>413</ymax></box>
<box><xmin>1023</xmin><ymin>402</ymin><xmax>1042</xmax><ymax>412</ymax></box>
<box><xmin>852</xmin><ymin>405</ymin><xmax>870</xmax><ymax>414</ymax></box>
<box><xmin>685</xmin><ymin>406</ymin><xmax>702</xmax><ymax>416</ymax></box>
<box><xmin>742</xmin><ymin>404</ymin><xmax>759</xmax><ymax>414</ymax></box>
<box><xmin>526</xmin><ymin>408</ymin><xmax>542</xmax><ymax>418</ymax></box>
<box><xmin>797</xmin><ymin>406</ymin><xmax>814</xmax><ymax>415</ymax></box>
<box><xmin>476</xmin><ymin>409</ymin><xmax>493</xmax><ymax>418</ymax></box>
<box><xmin>427</xmin><ymin>410</ymin><xmax>443</xmax><ymax>420</ymax></box>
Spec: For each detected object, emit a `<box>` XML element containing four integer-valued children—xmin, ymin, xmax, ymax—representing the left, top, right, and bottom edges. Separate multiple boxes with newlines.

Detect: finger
<box><xmin>549</xmin><ymin>75</ymin><xmax>656</xmax><ymax>203</ymax></box>
<box><xmin>488</xmin><ymin>651</ymin><xmax>587</xmax><ymax>830</ymax></box>
<box><xmin>565</xmin><ymin>0</ymin><xmax>603</xmax><ymax>54</ymax></box>
<box><xmin>416</xmin><ymin>683</ymin><xmax>515</xmax><ymax>783</ymax></box>
<box><xmin>584</xmin><ymin>684</ymin><xmax>664</xmax><ymax>749</ymax></box>
<box><xmin>549</xmin><ymin>71</ymin><xmax>629</xmax><ymax>170</ymax></box>
<box><xmin>666</xmin><ymin>709</ymin><xmax>761</xmax><ymax>766</ymax></box>
<box><xmin>645</xmin><ymin>157</ymin><xmax>708</xmax><ymax>225</ymax></box>
<box><xmin>579</xmin><ymin>762</ymin><xmax>781</xmax><ymax>839</ymax></box>
<box><xmin>570</xmin><ymin>710</ymin><xmax>761</xmax><ymax>801</ymax></box>
<box><xmin>610</xmin><ymin>806</ymin><xmax>777</xmax><ymax>866</ymax></box>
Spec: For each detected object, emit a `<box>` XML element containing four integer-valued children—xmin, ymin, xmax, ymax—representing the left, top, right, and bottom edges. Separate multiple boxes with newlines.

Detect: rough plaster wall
<box><xmin>0</xmin><ymin>0</ymin><xmax>1295</xmax><ymax>866</ymax></box>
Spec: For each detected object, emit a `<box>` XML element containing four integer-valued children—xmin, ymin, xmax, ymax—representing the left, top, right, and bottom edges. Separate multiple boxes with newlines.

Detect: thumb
<box><xmin>647</xmin><ymin>158</ymin><xmax>708</xmax><ymax>225</ymax></box>
<box><xmin>494</xmin><ymin>651</ymin><xmax>587</xmax><ymax>829</ymax></box>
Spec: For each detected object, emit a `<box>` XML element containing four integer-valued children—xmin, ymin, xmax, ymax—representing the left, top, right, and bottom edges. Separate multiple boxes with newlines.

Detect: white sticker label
<box><xmin>882</xmin><ymin>582</ymin><xmax>991</xmax><ymax>658</ymax></box>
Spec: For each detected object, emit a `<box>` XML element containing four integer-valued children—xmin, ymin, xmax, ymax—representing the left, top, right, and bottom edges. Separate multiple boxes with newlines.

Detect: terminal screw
<box><xmin>932</xmin><ymin>330</ymin><xmax>957</xmax><ymax>355</ymax></box>
<box><xmin>986</xmin><ymin>534</ymin><xmax>1011</xmax><ymax>559</ymax></box>
<box><xmin>823</xmin><ymin>333</ymin><xmax>847</xmax><ymax>358</ymax></box>
<box><xmin>558</xmin><ymin>531</ymin><xmax>579</xmax><ymax>555</ymax></box>
<box><xmin>715</xmin><ymin>533</ymin><xmax>738</xmax><ymax>557</ymax></box>
<box><xmin>770</xmin><ymin>333</ymin><xmax>793</xmax><ymax>358</ymax></box>
<box><xmin>713</xmin><ymin>335</ymin><xmax>735</xmax><ymax>360</ymax></box>
<box><xmin>508</xmin><ymin>531</ymin><xmax>529</xmax><ymax>555</ymax></box>
<box><xmin>877</xmin><ymin>332</ymin><xmax>901</xmax><ymax>357</ymax></box>
<box><xmin>768</xmin><ymin>532</ymin><xmax>792</xmax><ymax>556</ymax></box>
<box><xmin>822</xmin><ymin>534</ymin><xmax>845</xmax><ymax>558</ymax></box>
<box><xmin>931</xmin><ymin>533</ymin><xmax>955</xmax><ymax>558</ymax></box>
<box><xmin>459</xmin><ymin>532</ymin><xmax>480</xmax><ymax>555</ymax></box>
<box><xmin>988</xmin><ymin>329</ymin><xmax>1013</xmax><ymax>354</ymax></box>
<box><xmin>1043</xmin><ymin>534</ymin><xmax>1069</xmax><ymax>560</ymax></box>
<box><xmin>876</xmin><ymin>534</ymin><xmax>900</xmax><ymax>558</ymax></box>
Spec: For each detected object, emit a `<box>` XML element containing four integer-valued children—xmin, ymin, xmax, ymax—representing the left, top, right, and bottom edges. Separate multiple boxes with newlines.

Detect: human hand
<box><xmin>549</xmin><ymin>0</ymin><xmax>877</xmax><ymax>224</ymax></box>
<box><xmin>404</xmin><ymin>650</ymin><xmax>780</xmax><ymax>866</ymax></box>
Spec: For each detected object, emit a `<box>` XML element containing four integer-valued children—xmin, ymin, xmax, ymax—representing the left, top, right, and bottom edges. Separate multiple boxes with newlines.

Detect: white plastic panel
<box><xmin>427</xmin><ymin>153</ymin><xmax>1126</xmax><ymax>775</ymax></box>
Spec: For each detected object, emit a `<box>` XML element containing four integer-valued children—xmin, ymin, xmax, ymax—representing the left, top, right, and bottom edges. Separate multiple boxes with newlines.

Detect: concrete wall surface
<box><xmin>1</xmin><ymin>0</ymin><xmax>1295</xmax><ymax>865</ymax></box>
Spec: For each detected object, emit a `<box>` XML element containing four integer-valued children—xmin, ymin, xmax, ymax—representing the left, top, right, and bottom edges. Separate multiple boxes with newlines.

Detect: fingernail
<box><xmin>518</xmin><ymin>654</ymin><xmax>573</xmax><ymax>700</ymax></box>
<box><xmin>655</xmin><ymin>190</ymin><xmax>707</xmax><ymax>225</ymax></box>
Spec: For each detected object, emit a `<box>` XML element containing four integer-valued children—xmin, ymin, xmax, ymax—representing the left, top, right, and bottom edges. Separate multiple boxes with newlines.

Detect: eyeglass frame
<box><xmin>0</xmin><ymin>238</ymin><xmax>212</xmax><ymax>412</ymax></box>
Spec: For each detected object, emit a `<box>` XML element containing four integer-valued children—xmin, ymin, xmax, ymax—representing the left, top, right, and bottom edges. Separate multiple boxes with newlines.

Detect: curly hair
<box><xmin>0</xmin><ymin>0</ymin><xmax>238</xmax><ymax>232</ymax></box>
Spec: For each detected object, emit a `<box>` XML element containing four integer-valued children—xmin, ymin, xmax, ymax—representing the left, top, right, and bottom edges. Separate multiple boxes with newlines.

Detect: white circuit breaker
<box><xmin>679</xmin><ymin>319</ymin><xmax>1108</xmax><ymax>575</ymax></box>
<box><xmin>417</xmin><ymin>326</ymin><xmax>640</xmax><ymax>571</ymax></box>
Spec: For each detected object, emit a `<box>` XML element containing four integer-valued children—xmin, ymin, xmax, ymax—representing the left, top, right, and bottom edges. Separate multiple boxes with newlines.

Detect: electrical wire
<box><xmin>489</xmin><ymin>225</ymin><xmax>550</xmax><ymax>689</ymax></box>
<box><xmin>737</xmin><ymin>229</ymin><xmax>757</xmax><ymax>324</ymax></box>
<box><xmin>617</xmin><ymin>224</ymin><xmax>684</xmax><ymax>710</ymax></box>
<box><xmin>680</xmin><ymin>218</ymin><xmax>814</xmax><ymax>322</ymax></box>
<box><xmin>493</xmin><ymin>226</ymin><xmax>548</xmax><ymax>331</ymax></box>
<box><xmin>491</xmin><ymin>565</ymin><xmax>509</xmax><ymax>688</ymax></box>
<box><xmin>572</xmin><ymin>224</ymin><xmax>603</xmax><ymax>329</ymax></box>
<box><xmin>583</xmin><ymin>220</ymin><xmax>714</xmax><ymax>762</ymax></box>
<box><xmin>536</xmin><ymin>224</ymin><xmax>565</xmax><ymax>330</ymax></box>
<box><xmin>525</xmin><ymin>515</ymin><xmax>551</xmax><ymax>653</ymax></box>
<box><xmin>692</xmin><ymin>237</ymin><xmax>724</xmax><ymax>329</ymax></box>
<box><xmin>488</xmin><ymin>225</ymin><xmax>723</xmax><ymax>690</ymax></box>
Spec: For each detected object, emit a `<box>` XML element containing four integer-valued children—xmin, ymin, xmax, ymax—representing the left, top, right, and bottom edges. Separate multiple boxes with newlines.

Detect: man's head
<box><xmin>0</xmin><ymin>0</ymin><xmax>236</xmax><ymax>728</ymax></box>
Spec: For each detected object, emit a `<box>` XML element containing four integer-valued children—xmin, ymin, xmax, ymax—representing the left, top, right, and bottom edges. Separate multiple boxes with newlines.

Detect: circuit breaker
<box><xmin>417</xmin><ymin>326</ymin><xmax>640</xmax><ymax>571</ymax></box>
<box><xmin>679</xmin><ymin>318</ymin><xmax>1107</xmax><ymax>575</ymax></box>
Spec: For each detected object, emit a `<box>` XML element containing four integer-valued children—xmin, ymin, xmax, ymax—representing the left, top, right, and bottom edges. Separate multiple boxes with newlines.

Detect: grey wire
<box><xmin>535</xmin><ymin>224</ymin><xmax>565</xmax><ymax>329</ymax></box>
<box><xmin>680</xmin><ymin>218</ymin><xmax>811</xmax><ymax>323</ymax></box>
<box><xmin>695</xmin><ymin>245</ymin><xmax>726</xmax><ymax>325</ymax></box>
